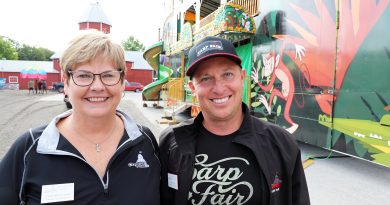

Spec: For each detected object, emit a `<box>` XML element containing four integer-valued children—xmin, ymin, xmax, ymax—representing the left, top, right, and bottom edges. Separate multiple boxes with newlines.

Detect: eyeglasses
<box><xmin>68</xmin><ymin>69</ymin><xmax>123</xmax><ymax>87</ymax></box>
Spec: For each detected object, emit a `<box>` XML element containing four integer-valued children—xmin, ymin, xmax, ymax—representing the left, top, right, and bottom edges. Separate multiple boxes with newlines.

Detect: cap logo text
<box><xmin>196</xmin><ymin>41</ymin><xmax>223</xmax><ymax>57</ymax></box>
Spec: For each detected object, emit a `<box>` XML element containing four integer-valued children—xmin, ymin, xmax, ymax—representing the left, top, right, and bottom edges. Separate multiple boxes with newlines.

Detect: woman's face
<box><xmin>64</xmin><ymin>54</ymin><xmax>125</xmax><ymax>119</ymax></box>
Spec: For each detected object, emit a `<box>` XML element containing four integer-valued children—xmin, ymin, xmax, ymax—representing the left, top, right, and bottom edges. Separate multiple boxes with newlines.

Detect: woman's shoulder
<box><xmin>1</xmin><ymin>124</ymin><xmax>47</xmax><ymax>164</ymax></box>
<box><xmin>18</xmin><ymin>125</ymin><xmax>47</xmax><ymax>148</ymax></box>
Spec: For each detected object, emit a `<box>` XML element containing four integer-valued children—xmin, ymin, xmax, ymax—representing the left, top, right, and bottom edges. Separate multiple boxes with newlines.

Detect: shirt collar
<box><xmin>37</xmin><ymin>109</ymin><xmax>142</xmax><ymax>153</ymax></box>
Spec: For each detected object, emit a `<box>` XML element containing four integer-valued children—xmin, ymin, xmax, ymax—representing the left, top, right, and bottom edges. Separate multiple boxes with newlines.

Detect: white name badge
<box><xmin>168</xmin><ymin>173</ymin><xmax>178</xmax><ymax>190</ymax></box>
<box><xmin>41</xmin><ymin>183</ymin><xmax>74</xmax><ymax>204</ymax></box>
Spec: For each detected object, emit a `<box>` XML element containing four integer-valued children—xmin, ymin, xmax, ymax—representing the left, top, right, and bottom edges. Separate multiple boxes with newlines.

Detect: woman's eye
<box><xmin>77</xmin><ymin>74</ymin><xmax>92</xmax><ymax>79</ymax></box>
<box><xmin>102</xmin><ymin>74</ymin><xmax>114</xmax><ymax>78</ymax></box>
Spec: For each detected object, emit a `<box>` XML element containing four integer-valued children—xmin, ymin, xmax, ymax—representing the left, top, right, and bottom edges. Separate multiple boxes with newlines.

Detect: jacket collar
<box><xmin>173</xmin><ymin>103</ymin><xmax>254</xmax><ymax>146</ymax></box>
<box><xmin>36</xmin><ymin>109</ymin><xmax>142</xmax><ymax>154</ymax></box>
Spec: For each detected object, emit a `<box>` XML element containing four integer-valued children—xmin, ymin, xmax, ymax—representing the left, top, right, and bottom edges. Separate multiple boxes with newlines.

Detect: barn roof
<box><xmin>0</xmin><ymin>60</ymin><xmax>58</xmax><ymax>73</ymax></box>
<box><xmin>79</xmin><ymin>2</ymin><xmax>111</xmax><ymax>25</ymax></box>
<box><xmin>125</xmin><ymin>51</ymin><xmax>153</xmax><ymax>70</ymax></box>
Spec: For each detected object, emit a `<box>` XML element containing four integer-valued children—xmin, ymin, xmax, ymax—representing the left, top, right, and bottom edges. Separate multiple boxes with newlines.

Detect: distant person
<box><xmin>38</xmin><ymin>79</ymin><xmax>43</xmax><ymax>94</ymax></box>
<box><xmin>34</xmin><ymin>79</ymin><xmax>38</xmax><ymax>94</ymax></box>
<box><xmin>159</xmin><ymin>36</ymin><xmax>310</xmax><ymax>205</ymax></box>
<box><xmin>41</xmin><ymin>79</ymin><xmax>47</xmax><ymax>94</ymax></box>
<box><xmin>0</xmin><ymin>31</ymin><xmax>160</xmax><ymax>204</ymax></box>
<box><xmin>28</xmin><ymin>80</ymin><xmax>34</xmax><ymax>94</ymax></box>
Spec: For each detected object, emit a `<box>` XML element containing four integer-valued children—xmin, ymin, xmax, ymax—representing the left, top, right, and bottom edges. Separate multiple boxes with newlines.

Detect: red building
<box><xmin>0</xmin><ymin>2</ymin><xmax>152</xmax><ymax>90</ymax></box>
<box><xmin>78</xmin><ymin>2</ymin><xmax>111</xmax><ymax>34</ymax></box>
<box><xmin>124</xmin><ymin>51</ymin><xmax>153</xmax><ymax>86</ymax></box>
<box><xmin>52</xmin><ymin>2</ymin><xmax>153</xmax><ymax>86</ymax></box>
<box><xmin>0</xmin><ymin>60</ymin><xmax>60</xmax><ymax>90</ymax></box>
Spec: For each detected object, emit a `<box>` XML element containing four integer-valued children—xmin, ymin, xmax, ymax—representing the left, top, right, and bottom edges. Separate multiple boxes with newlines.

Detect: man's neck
<box><xmin>202</xmin><ymin>112</ymin><xmax>244</xmax><ymax>136</ymax></box>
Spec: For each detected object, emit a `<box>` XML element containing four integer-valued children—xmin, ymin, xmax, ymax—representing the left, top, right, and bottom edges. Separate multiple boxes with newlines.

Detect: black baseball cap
<box><xmin>186</xmin><ymin>36</ymin><xmax>242</xmax><ymax>77</ymax></box>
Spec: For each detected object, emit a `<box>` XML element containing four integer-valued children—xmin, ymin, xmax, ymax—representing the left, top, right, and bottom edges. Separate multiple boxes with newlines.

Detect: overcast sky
<box><xmin>0</xmin><ymin>0</ymin><xmax>164</xmax><ymax>52</ymax></box>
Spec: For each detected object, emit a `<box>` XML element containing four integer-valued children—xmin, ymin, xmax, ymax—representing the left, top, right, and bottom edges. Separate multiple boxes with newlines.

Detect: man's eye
<box><xmin>224</xmin><ymin>72</ymin><xmax>234</xmax><ymax>78</ymax></box>
<box><xmin>200</xmin><ymin>77</ymin><xmax>211</xmax><ymax>82</ymax></box>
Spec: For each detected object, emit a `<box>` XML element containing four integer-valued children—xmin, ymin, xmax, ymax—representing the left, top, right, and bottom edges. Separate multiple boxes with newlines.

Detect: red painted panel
<box><xmin>124</xmin><ymin>69</ymin><xmax>153</xmax><ymax>86</ymax></box>
<box><xmin>123</xmin><ymin>62</ymin><xmax>153</xmax><ymax>86</ymax></box>
<box><xmin>79</xmin><ymin>22</ymin><xmax>111</xmax><ymax>34</ymax></box>
<box><xmin>0</xmin><ymin>72</ymin><xmax>61</xmax><ymax>90</ymax></box>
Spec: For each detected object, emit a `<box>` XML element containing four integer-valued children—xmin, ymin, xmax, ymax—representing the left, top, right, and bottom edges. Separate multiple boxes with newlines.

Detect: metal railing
<box><xmin>228</xmin><ymin>0</ymin><xmax>260</xmax><ymax>16</ymax></box>
<box><xmin>199</xmin><ymin>9</ymin><xmax>217</xmax><ymax>28</ymax></box>
<box><xmin>163</xmin><ymin>78</ymin><xmax>185</xmax><ymax>116</ymax></box>
<box><xmin>192</xmin><ymin>0</ymin><xmax>260</xmax><ymax>33</ymax></box>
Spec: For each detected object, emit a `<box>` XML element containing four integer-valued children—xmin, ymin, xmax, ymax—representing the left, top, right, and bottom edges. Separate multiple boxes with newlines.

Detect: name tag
<box><xmin>41</xmin><ymin>183</ymin><xmax>74</xmax><ymax>204</ymax></box>
<box><xmin>168</xmin><ymin>173</ymin><xmax>178</xmax><ymax>190</ymax></box>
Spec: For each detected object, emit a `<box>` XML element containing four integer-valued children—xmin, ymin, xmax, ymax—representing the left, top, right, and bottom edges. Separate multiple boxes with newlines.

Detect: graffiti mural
<box><xmin>251</xmin><ymin>0</ymin><xmax>390</xmax><ymax>166</ymax></box>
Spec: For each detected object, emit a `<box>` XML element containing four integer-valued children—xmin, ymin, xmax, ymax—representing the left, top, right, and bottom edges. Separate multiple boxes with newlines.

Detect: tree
<box><xmin>17</xmin><ymin>45</ymin><xmax>54</xmax><ymax>61</ymax></box>
<box><xmin>0</xmin><ymin>37</ymin><xmax>18</xmax><ymax>60</ymax></box>
<box><xmin>0</xmin><ymin>36</ymin><xmax>54</xmax><ymax>61</ymax></box>
<box><xmin>122</xmin><ymin>36</ymin><xmax>145</xmax><ymax>51</ymax></box>
<box><xmin>39</xmin><ymin>47</ymin><xmax>55</xmax><ymax>61</ymax></box>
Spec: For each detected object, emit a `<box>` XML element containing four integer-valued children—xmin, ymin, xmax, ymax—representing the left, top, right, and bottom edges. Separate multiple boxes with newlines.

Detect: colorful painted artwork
<box><xmin>150</xmin><ymin>0</ymin><xmax>390</xmax><ymax>167</ymax></box>
<box><xmin>193</xmin><ymin>3</ymin><xmax>256</xmax><ymax>43</ymax></box>
<box><xmin>251</xmin><ymin>0</ymin><xmax>390</xmax><ymax>167</ymax></box>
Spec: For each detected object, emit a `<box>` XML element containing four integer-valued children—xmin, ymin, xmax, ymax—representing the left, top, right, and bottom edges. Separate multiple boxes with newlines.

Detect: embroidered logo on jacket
<box><xmin>271</xmin><ymin>173</ymin><xmax>282</xmax><ymax>193</ymax></box>
<box><xmin>128</xmin><ymin>152</ymin><xmax>149</xmax><ymax>168</ymax></box>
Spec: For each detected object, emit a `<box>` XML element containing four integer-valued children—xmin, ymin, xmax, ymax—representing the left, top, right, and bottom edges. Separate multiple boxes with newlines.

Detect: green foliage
<box><xmin>0</xmin><ymin>37</ymin><xmax>18</xmax><ymax>60</ymax></box>
<box><xmin>122</xmin><ymin>36</ymin><xmax>145</xmax><ymax>51</ymax></box>
<box><xmin>276</xmin><ymin>105</ymin><xmax>281</xmax><ymax>116</ymax></box>
<box><xmin>40</xmin><ymin>47</ymin><xmax>55</xmax><ymax>61</ymax></box>
<box><xmin>1</xmin><ymin>36</ymin><xmax>54</xmax><ymax>61</ymax></box>
<box><xmin>252</xmin><ymin>101</ymin><xmax>261</xmax><ymax>107</ymax></box>
<box><xmin>250</xmin><ymin>92</ymin><xmax>257</xmax><ymax>98</ymax></box>
<box><xmin>17</xmin><ymin>45</ymin><xmax>54</xmax><ymax>61</ymax></box>
<box><xmin>273</xmin><ymin>95</ymin><xmax>278</xmax><ymax>105</ymax></box>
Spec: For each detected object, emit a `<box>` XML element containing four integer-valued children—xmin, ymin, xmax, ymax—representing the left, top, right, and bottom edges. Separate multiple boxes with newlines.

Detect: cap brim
<box><xmin>186</xmin><ymin>53</ymin><xmax>242</xmax><ymax>77</ymax></box>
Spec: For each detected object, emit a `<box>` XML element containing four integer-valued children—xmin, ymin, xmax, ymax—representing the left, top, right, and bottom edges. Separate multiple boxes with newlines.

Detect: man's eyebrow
<box><xmin>197</xmin><ymin>73</ymin><xmax>211</xmax><ymax>78</ymax></box>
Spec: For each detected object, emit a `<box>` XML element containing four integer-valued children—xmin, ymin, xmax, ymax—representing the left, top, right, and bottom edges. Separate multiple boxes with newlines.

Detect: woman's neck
<box><xmin>66</xmin><ymin>112</ymin><xmax>119</xmax><ymax>140</ymax></box>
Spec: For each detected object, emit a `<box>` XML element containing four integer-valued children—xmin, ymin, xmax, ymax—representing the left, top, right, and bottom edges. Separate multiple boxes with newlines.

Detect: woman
<box><xmin>0</xmin><ymin>31</ymin><xmax>160</xmax><ymax>204</ymax></box>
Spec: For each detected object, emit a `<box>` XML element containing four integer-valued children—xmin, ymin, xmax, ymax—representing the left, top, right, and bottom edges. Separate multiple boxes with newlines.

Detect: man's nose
<box><xmin>211</xmin><ymin>78</ymin><xmax>226</xmax><ymax>93</ymax></box>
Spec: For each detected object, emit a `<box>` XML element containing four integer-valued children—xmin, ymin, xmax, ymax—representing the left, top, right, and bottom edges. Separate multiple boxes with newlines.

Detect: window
<box><xmin>9</xmin><ymin>76</ymin><xmax>18</xmax><ymax>84</ymax></box>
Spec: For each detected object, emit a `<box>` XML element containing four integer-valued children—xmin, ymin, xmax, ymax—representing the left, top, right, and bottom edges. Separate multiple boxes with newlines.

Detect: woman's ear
<box><xmin>63</xmin><ymin>77</ymin><xmax>69</xmax><ymax>95</ymax></box>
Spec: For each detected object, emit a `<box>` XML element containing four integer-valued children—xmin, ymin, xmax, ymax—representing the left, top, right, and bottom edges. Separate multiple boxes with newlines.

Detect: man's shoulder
<box><xmin>159</xmin><ymin>118</ymin><xmax>195</xmax><ymax>146</ymax></box>
<box><xmin>250</xmin><ymin>116</ymin><xmax>297</xmax><ymax>145</ymax></box>
<box><xmin>249</xmin><ymin>115</ymin><xmax>282</xmax><ymax>132</ymax></box>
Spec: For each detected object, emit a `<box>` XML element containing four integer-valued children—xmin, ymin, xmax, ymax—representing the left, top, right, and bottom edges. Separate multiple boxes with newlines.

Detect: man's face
<box><xmin>189</xmin><ymin>57</ymin><xmax>245</xmax><ymax>123</ymax></box>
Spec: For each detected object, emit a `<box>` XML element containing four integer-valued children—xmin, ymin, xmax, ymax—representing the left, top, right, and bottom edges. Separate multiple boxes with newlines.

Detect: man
<box><xmin>28</xmin><ymin>80</ymin><xmax>34</xmax><ymax>94</ymax></box>
<box><xmin>159</xmin><ymin>36</ymin><xmax>310</xmax><ymax>205</ymax></box>
<box><xmin>34</xmin><ymin>79</ymin><xmax>38</xmax><ymax>94</ymax></box>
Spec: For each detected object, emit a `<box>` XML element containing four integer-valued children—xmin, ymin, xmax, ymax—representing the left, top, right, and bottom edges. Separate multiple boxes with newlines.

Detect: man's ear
<box><xmin>241</xmin><ymin>69</ymin><xmax>246</xmax><ymax>81</ymax></box>
<box><xmin>188</xmin><ymin>80</ymin><xmax>196</xmax><ymax>93</ymax></box>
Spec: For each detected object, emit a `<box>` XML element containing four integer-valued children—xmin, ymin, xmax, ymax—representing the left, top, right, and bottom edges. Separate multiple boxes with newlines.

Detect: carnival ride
<box><xmin>143</xmin><ymin>0</ymin><xmax>390</xmax><ymax>167</ymax></box>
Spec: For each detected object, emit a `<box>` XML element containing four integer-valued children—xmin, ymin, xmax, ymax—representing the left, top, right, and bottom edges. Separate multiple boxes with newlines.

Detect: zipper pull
<box><xmin>103</xmin><ymin>185</ymin><xmax>109</xmax><ymax>197</ymax></box>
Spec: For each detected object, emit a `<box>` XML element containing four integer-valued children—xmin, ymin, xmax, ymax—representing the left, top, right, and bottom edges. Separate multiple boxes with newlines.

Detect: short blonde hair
<box><xmin>60</xmin><ymin>31</ymin><xmax>126</xmax><ymax>79</ymax></box>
